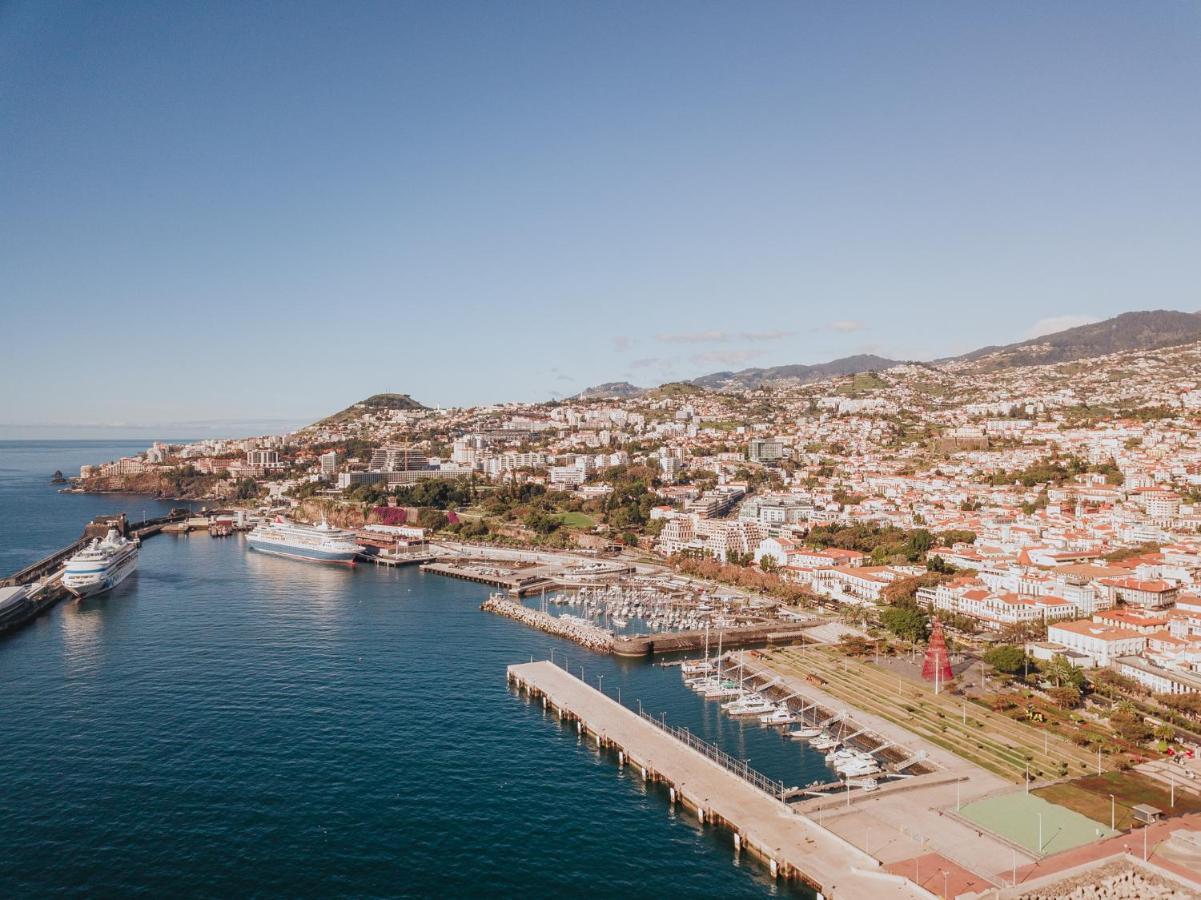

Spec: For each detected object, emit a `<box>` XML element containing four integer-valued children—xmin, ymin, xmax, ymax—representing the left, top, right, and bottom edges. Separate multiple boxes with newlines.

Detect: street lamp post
<box><xmin>1110</xmin><ymin>794</ymin><xmax>1115</xmax><ymax>831</ymax></box>
<box><xmin>1037</xmin><ymin>812</ymin><xmax>1044</xmax><ymax>853</ymax></box>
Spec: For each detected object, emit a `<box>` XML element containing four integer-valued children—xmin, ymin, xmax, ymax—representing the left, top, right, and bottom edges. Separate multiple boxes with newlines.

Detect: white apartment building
<box><xmin>1046</xmin><ymin>620</ymin><xmax>1147</xmax><ymax>667</ymax></box>
<box><xmin>319</xmin><ymin>451</ymin><xmax>340</xmax><ymax>479</ymax></box>
<box><xmin>1114</xmin><ymin>655</ymin><xmax>1201</xmax><ymax>695</ymax></box>
<box><xmin>548</xmin><ymin>465</ymin><xmax>587</xmax><ymax>488</ymax></box>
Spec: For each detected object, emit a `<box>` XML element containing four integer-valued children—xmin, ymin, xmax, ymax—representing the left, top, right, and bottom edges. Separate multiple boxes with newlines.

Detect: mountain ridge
<box><xmin>575</xmin><ymin>309</ymin><xmax>1201</xmax><ymax>397</ymax></box>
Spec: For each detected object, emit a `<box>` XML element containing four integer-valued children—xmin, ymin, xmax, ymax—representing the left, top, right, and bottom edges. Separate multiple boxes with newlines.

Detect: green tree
<box><xmin>416</xmin><ymin>507</ymin><xmax>449</xmax><ymax>532</ymax></box>
<box><xmin>523</xmin><ymin>510</ymin><xmax>562</xmax><ymax>535</ymax></box>
<box><xmin>879</xmin><ymin>606</ymin><xmax>929</xmax><ymax>643</ymax></box>
<box><xmin>984</xmin><ymin>645</ymin><xmax>1027</xmax><ymax>676</ymax></box>
<box><xmin>1047</xmin><ymin>685</ymin><xmax>1082</xmax><ymax>708</ymax></box>
<box><xmin>1042</xmin><ymin>654</ymin><xmax>1085</xmax><ymax>689</ymax></box>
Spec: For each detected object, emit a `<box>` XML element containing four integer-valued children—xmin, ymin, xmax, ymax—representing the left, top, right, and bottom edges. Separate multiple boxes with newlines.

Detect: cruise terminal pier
<box><xmin>507</xmin><ymin>660</ymin><xmax>928</xmax><ymax>900</ymax></box>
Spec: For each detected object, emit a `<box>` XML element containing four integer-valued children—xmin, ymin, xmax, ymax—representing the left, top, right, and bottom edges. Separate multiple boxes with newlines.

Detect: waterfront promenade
<box><xmin>508</xmin><ymin>660</ymin><xmax>932</xmax><ymax>900</ymax></box>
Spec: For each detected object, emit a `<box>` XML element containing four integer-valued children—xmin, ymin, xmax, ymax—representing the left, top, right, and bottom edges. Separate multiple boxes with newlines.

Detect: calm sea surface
<box><xmin>0</xmin><ymin>441</ymin><xmax>824</xmax><ymax>897</ymax></box>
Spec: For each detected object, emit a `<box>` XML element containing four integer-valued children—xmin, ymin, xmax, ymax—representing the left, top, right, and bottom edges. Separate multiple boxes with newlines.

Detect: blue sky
<box><xmin>2</xmin><ymin>2</ymin><xmax>1199</xmax><ymax>436</ymax></box>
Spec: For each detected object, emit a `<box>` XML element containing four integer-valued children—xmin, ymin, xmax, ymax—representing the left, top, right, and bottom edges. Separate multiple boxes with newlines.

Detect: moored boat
<box><xmin>247</xmin><ymin>517</ymin><xmax>358</xmax><ymax>565</ymax></box>
<box><xmin>62</xmin><ymin>528</ymin><xmax>139</xmax><ymax>598</ymax></box>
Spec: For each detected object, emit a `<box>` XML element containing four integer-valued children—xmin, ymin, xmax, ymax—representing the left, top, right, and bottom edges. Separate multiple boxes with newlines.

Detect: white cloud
<box><xmin>657</xmin><ymin>329</ymin><xmax>793</xmax><ymax>344</ymax></box>
<box><xmin>689</xmin><ymin>349</ymin><xmax>760</xmax><ymax>368</ymax></box>
<box><xmin>1024</xmin><ymin>315</ymin><xmax>1099</xmax><ymax>339</ymax></box>
<box><xmin>830</xmin><ymin>320</ymin><xmax>865</xmax><ymax>333</ymax></box>
<box><xmin>656</xmin><ymin>330</ymin><xmax>729</xmax><ymax>344</ymax></box>
<box><xmin>739</xmin><ymin>329</ymin><xmax>795</xmax><ymax>342</ymax></box>
<box><xmin>611</xmin><ymin>335</ymin><xmax>635</xmax><ymax>351</ymax></box>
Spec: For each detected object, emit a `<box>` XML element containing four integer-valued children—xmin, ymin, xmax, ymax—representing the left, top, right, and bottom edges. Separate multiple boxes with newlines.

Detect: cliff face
<box><xmin>288</xmin><ymin>500</ymin><xmax>425</xmax><ymax>529</ymax></box>
<box><xmin>75</xmin><ymin>473</ymin><xmax>235</xmax><ymax>500</ymax></box>
<box><xmin>290</xmin><ymin>500</ymin><xmax>373</xmax><ymax>529</ymax></box>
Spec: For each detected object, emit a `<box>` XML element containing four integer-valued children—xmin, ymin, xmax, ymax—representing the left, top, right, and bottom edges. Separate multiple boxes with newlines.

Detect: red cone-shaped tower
<box><xmin>922</xmin><ymin>618</ymin><xmax>954</xmax><ymax>686</ymax></box>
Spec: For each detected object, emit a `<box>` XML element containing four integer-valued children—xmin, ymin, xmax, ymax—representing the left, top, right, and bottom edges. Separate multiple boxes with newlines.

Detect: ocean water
<box><xmin>0</xmin><ymin>441</ymin><xmax>824</xmax><ymax>897</ymax></box>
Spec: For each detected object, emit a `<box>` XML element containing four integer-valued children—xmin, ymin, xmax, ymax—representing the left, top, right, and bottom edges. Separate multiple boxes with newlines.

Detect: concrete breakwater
<box><xmin>481</xmin><ymin>595</ymin><xmax>614</xmax><ymax>652</ymax></box>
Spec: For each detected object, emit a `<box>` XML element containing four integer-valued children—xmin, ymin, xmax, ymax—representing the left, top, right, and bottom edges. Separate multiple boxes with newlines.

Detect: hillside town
<box><xmin>41</xmin><ymin>320</ymin><xmax>1201</xmax><ymax>897</ymax></box>
<box><xmin>74</xmin><ymin>336</ymin><xmax>1201</xmax><ymax>715</ymax></box>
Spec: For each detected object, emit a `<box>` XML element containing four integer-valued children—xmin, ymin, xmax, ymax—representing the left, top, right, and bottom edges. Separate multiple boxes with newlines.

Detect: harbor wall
<box><xmin>612</xmin><ymin>622</ymin><xmax>816</xmax><ymax>657</ymax></box>
<box><xmin>482</xmin><ymin>596</ymin><xmax>614</xmax><ymax>652</ymax></box>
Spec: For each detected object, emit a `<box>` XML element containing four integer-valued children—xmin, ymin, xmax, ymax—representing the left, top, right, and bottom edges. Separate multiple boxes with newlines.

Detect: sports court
<box><xmin>958</xmin><ymin>790</ymin><xmax>1118</xmax><ymax>856</ymax></box>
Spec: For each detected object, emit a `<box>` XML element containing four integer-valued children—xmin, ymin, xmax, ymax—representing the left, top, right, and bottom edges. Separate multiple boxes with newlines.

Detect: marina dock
<box><xmin>507</xmin><ymin>660</ymin><xmax>930</xmax><ymax>900</ymax></box>
<box><xmin>420</xmin><ymin>561</ymin><xmax>560</xmax><ymax>595</ymax></box>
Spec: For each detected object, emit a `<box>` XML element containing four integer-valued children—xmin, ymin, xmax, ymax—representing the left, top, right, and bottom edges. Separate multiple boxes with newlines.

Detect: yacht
<box><xmin>701</xmin><ymin>682</ymin><xmax>744</xmax><ymax>700</ymax></box>
<box><xmin>724</xmin><ymin>696</ymin><xmax>777</xmax><ymax>717</ymax></box>
<box><xmin>62</xmin><ymin>528</ymin><xmax>139</xmax><ymax>598</ymax></box>
<box><xmin>836</xmin><ymin>757</ymin><xmax>882</xmax><ymax>777</ymax></box>
<box><xmin>759</xmin><ymin>706</ymin><xmax>797</xmax><ymax>726</ymax></box>
<box><xmin>810</xmin><ymin>733</ymin><xmax>840</xmax><ymax>751</ymax></box>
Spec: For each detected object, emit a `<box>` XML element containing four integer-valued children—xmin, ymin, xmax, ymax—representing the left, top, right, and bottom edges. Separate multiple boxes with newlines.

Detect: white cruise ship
<box><xmin>247</xmin><ymin>517</ymin><xmax>359</xmax><ymax>565</ymax></box>
<box><xmin>62</xmin><ymin>528</ymin><xmax>139</xmax><ymax>598</ymax></box>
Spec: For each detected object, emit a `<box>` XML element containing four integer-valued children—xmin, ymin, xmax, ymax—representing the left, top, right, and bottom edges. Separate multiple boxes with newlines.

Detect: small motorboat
<box><xmin>759</xmin><ymin>707</ymin><xmax>797</xmax><ymax>726</ymax></box>
<box><xmin>811</xmin><ymin>733</ymin><xmax>840</xmax><ymax>751</ymax></box>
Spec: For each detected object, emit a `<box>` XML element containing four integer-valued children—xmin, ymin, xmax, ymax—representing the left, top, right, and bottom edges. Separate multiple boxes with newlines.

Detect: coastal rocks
<box><xmin>73</xmin><ymin>472</ymin><xmax>235</xmax><ymax>500</ymax></box>
<box><xmin>481</xmin><ymin>596</ymin><xmax>614</xmax><ymax>653</ymax></box>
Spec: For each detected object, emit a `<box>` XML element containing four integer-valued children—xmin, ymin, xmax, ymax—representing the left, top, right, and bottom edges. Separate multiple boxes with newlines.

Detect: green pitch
<box><xmin>958</xmin><ymin>790</ymin><xmax>1118</xmax><ymax>856</ymax></box>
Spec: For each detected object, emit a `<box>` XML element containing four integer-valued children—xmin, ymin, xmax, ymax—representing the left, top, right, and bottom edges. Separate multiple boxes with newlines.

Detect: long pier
<box><xmin>507</xmin><ymin>660</ymin><xmax>931</xmax><ymax>900</ymax></box>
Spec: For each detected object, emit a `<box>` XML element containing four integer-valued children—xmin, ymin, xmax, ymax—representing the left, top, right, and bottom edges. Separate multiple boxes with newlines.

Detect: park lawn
<box><xmin>1035</xmin><ymin>772</ymin><xmax>1201</xmax><ymax>831</ymax></box>
<box><xmin>556</xmin><ymin>511</ymin><xmax>596</xmax><ymax>529</ymax></box>
<box><xmin>959</xmin><ymin>791</ymin><xmax>1117</xmax><ymax>856</ymax></box>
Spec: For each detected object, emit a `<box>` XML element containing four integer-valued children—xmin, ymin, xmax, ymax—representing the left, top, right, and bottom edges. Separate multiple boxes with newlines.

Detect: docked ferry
<box><xmin>246</xmin><ymin>517</ymin><xmax>359</xmax><ymax>565</ymax></box>
<box><xmin>61</xmin><ymin>528</ymin><xmax>140</xmax><ymax>598</ymax></box>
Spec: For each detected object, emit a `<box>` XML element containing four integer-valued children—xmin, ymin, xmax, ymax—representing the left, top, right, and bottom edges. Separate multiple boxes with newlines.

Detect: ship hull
<box><xmin>63</xmin><ymin>554</ymin><xmax>138</xmax><ymax>599</ymax></box>
<box><xmin>247</xmin><ymin>539</ymin><xmax>357</xmax><ymax>565</ymax></box>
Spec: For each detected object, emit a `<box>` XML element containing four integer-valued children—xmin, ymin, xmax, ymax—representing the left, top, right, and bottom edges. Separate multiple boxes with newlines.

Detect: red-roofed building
<box><xmin>1098</xmin><ymin>577</ymin><xmax>1179</xmax><ymax>609</ymax></box>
